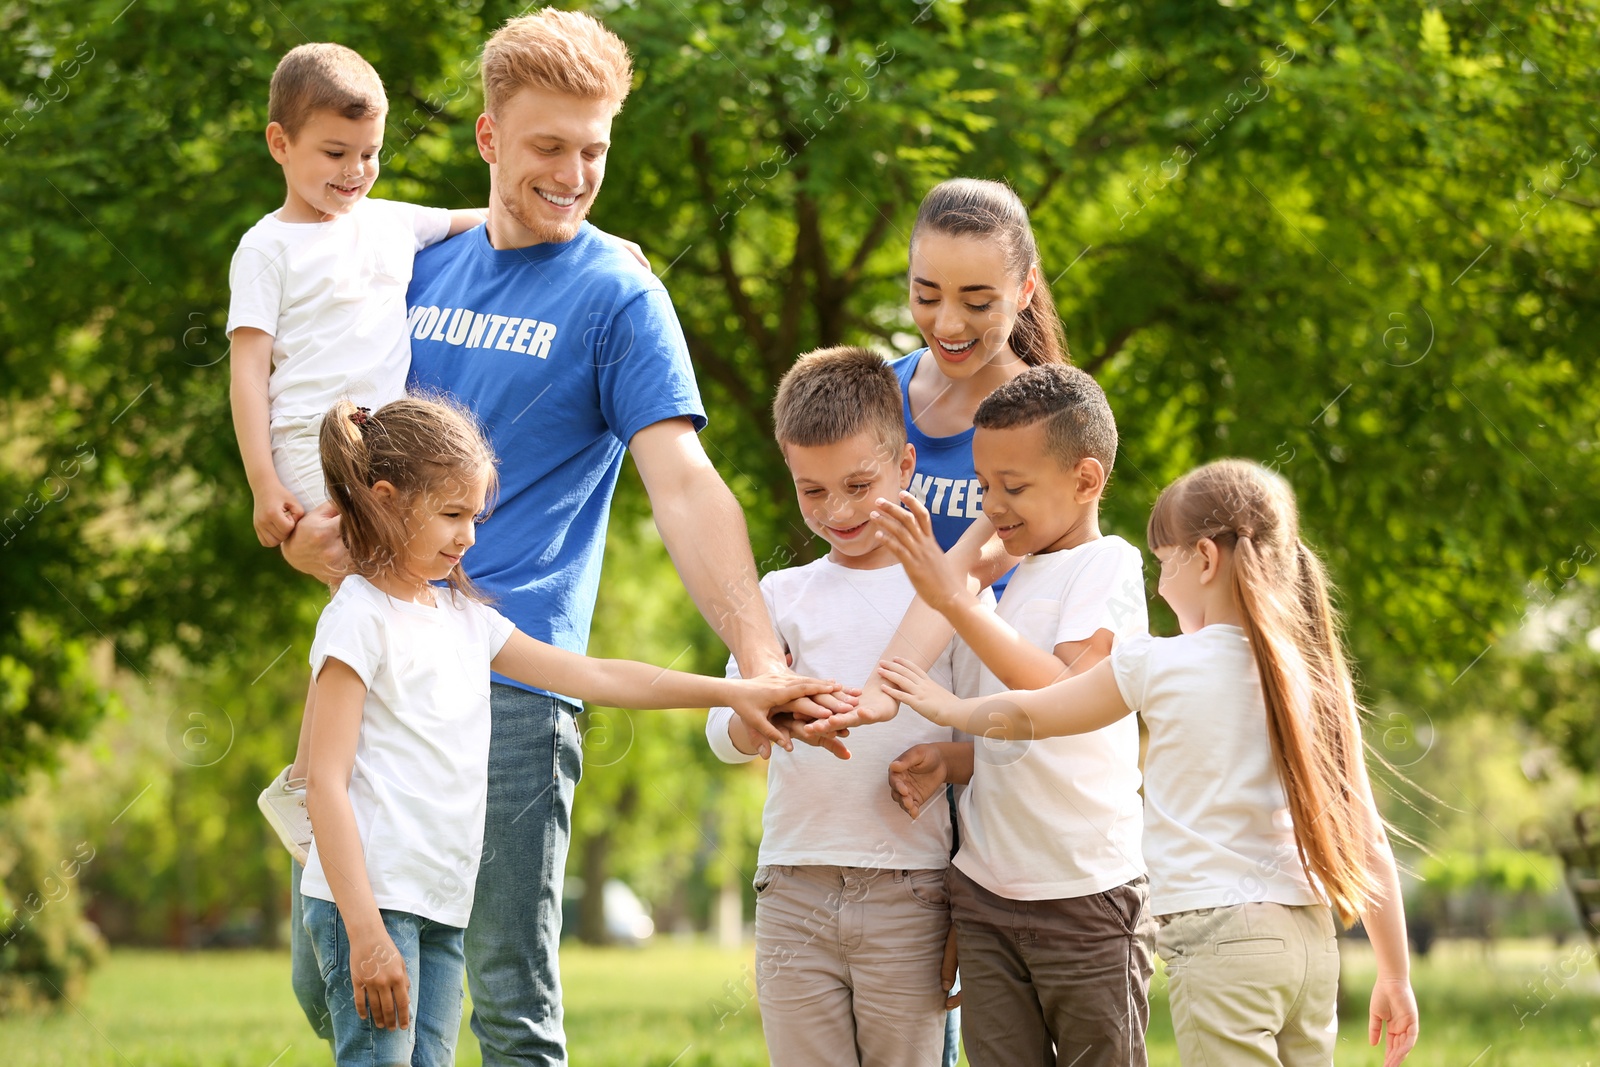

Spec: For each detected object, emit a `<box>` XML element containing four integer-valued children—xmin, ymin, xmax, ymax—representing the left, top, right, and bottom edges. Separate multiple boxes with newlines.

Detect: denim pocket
<box><xmin>304</xmin><ymin>898</ymin><xmax>344</xmax><ymax>982</ymax></box>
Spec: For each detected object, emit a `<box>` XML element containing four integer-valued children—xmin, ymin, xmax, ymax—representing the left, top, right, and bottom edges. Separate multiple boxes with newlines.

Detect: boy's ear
<box><xmin>1073</xmin><ymin>457</ymin><xmax>1107</xmax><ymax>502</ymax></box>
<box><xmin>265</xmin><ymin>121</ymin><xmax>291</xmax><ymax>163</ymax></box>
<box><xmin>898</xmin><ymin>442</ymin><xmax>917</xmax><ymax>488</ymax></box>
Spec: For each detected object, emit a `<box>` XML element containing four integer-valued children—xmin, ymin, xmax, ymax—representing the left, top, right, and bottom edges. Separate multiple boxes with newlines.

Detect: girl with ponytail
<box><xmin>878</xmin><ymin>459</ymin><xmax>1419</xmax><ymax>1067</ymax></box>
<box><xmin>302</xmin><ymin>396</ymin><xmax>839</xmax><ymax>1065</ymax></box>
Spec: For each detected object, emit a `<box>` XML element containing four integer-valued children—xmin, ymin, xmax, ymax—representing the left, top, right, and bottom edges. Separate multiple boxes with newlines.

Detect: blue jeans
<box><xmin>291</xmin><ymin>858</ymin><xmax>334</xmax><ymax>1041</ymax></box>
<box><xmin>302</xmin><ymin>895</ymin><xmax>466</xmax><ymax>1067</ymax></box>
<box><xmin>465</xmin><ymin>686</ymin><xmax>583</xmax><ymax>1066</ymax></box>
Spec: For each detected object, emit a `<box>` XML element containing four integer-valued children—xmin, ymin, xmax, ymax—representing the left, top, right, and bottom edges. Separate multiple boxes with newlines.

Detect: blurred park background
<box><xmin>3</xmin><ymin>0</ymin><xmax>1600</xmax><ymax>1062</ymax></box>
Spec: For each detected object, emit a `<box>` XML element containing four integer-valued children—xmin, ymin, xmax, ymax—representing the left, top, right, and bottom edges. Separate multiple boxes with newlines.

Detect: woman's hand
<box><xmin>877</xmin><ymin>657</ymin><xmax>970</xmax><ymax>729</ymax></box>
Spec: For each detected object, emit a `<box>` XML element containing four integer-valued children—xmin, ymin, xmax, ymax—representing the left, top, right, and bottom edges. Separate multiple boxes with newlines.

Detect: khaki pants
<box><xmin>949</xmin><ymin>865</ymin><xmax>1154</xmax><ymax>1067</ymax></box>
<box><xmin>1156</xmin><ymin>902</ymin><xmax>1340</xmax><ymax>1066</ymax></box>
<box><xmin>754</xmin><ymin>865</ymin><xmax>950</xmax><ymax>1067</ymax></box>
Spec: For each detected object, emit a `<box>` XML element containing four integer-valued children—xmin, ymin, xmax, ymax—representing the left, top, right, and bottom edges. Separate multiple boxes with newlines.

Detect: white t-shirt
<box><xmin>300</xmin><ymin>575</ymin><xmax>515</xmax><ymax>928</ymax></box>
<box><xmin>1111</xmin><ymin>625</ymin><xmax>1322</xmax><ymax>916</ymax></box>
<box><xmin>953</xmin><ymin>535</ymin><xmax>1149</xmax><ymax>900</ymax></box>
<box><xmin>226</xmin><ymin>197</ymin><xmax>452</xmax><ymax>421</ymax></box>
<box><xmin>705</xmin><ymin>557</ymin><xmax>958</xmax><ymax>870</ymax></box>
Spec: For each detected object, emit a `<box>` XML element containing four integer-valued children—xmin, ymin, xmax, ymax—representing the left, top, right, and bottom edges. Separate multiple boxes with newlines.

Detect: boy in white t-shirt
<box><xmin>227</xmin><ymin>43</ymin><xmax>488</xmax><ymax>871</ymax></box>
<box><xmin>706</xmin><ymin>347</ymin><xmax>974</xmax><ymax>1067</ymax></box>
<box><xmin>870</xmin><ymin>364</ymin><xmax>1153</xmax><ymax>1067</ymax></box>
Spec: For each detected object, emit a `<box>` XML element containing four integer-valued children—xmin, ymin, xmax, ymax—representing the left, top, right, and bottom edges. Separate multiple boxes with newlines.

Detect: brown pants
<box><xmin>754</xmin><ymin>864</ymin><xmax>951</xmax><ymax>1067</ymax></box>
<box><xmin>949</xmin><ymin>865</ymin><xmax>1154</xmax><ymax>1067</ymax></box>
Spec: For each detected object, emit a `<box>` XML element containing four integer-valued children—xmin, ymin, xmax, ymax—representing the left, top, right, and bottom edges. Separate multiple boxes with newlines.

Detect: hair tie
<box><xmin>350</xmin><ymin>406</ymin><xmax>372</xmax><ymax>430</ymax></box>
<box><xmin>1236</xmin><ymin>525</ymin><xmax>1255</xmax><ymax>540</ymax></box>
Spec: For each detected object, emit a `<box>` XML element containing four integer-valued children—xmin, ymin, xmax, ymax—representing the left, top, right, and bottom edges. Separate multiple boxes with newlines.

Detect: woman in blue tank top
<box><xmin>889</xmin><ymin>178</ymin><xmax>1069</xmax><ymax>601</ymax></box>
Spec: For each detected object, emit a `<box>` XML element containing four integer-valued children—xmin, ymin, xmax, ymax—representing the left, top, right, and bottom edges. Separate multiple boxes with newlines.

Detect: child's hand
<box><xmin>813</xmin><ymin>683</ymin><xmax>900</xmax><ymax>733</ymax></box>
<box><xmin>887</xmin><ymin>743</ymin><xmax>949</xmax><ymax>819</ymax></box>
<box><xmin>869</xmin><ymin>491</ymin><xmax>968</xmax><ymax>612</ymax></box>
<box><xmin>877</xmin><ymin>657</ymin><xmax>968</xmax><ymax>729</ymax></box>
<box><xmin>1369</xmin><ymin>976</ymin><xmax>1418</xmax><ymax>1066</ymax></box>
<box><xmin>252</xmin><ymin>479</ymin><xmax>305</xmax><ymax>547</ymax></box>
<box><xmin>350</xmin><ymin>927</ymin><xmax>411</xmax><ymax>1031</ymax></box>
<box><xmin>941</xmin><ymin>924</ymin><xmax>961</xmax><ymax>1008</ymax></box>
<box><xmin>777</xmin><ymin>710</ymin><xmax>853</xmax><ymax>760</ymax></box>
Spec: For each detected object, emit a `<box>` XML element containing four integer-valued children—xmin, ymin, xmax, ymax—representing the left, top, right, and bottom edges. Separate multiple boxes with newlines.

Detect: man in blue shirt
<box><xmin>283</xmin><ymin>10</ymin><xmax>828</xmax><ymax>1064</ymax></box>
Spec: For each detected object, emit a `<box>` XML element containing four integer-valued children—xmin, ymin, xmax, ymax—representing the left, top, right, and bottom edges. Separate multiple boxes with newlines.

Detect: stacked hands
<box><xmin>740</xmin><ymin>491</ymin><xmax>980</xmax><ymax>813</ymax></box>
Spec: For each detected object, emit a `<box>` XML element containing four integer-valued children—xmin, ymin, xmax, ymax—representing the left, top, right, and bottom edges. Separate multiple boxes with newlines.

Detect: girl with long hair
<box><xmin>878</xmin><ymin>459</ymin><xmax>1419</xmax><ymax>1067</ymax></box>
<box><xmin>300</xmin><ymin>395</ymin><xmax>837</xmax><ymax>1066</ymax></box>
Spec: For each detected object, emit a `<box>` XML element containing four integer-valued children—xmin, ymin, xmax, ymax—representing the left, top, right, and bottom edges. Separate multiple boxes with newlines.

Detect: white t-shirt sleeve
<box><xmin>402</xmin><ymin>201</ymin><xmax>454</xmax><ymax>250</ymax></box>
<box><xmin>707</xmin><ymin>577</ymin><xmax>781</xmax><ymax>765</ymax></box>
<box><xmin>1109</xmin><ymin>631</ymin><xmax>1155</xmax><ymax>713</ymax></box>
<box><xmin>1054</xmin><ymin>543</ymin><xmax>1146</xmax><ymax>646</ymax></box>
<box><xmin>704</xmin><ymin>653</ymin><xmax>755</xmax><ymax>765</ymax></box>
<box><xmin>465</xmin><ymin>598</ymin><xmax>518</xmax><ymax>658</ymax></box>
<box><xmin>310</xmin><ymin>586</ymin><xmax>386</xmax><ymax>688</ymax></box>
<box><xmin>226</xmin><ymin>242</ymin><xmax>283</xmax><ymax>338</ymax></box>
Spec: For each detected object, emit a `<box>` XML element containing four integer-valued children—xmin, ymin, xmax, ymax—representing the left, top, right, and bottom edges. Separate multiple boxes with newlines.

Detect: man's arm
<box><xmin>630</xmin><ymin>418</ymin><xmax>848</xmax><ymax>751</ymax></box>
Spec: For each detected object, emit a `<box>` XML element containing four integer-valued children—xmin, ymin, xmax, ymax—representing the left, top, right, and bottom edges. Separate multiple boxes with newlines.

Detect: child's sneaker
<box><xmin>258</xmin><ymin>765</ymin><xmax>311</xmax><ymax>865</ymax></box>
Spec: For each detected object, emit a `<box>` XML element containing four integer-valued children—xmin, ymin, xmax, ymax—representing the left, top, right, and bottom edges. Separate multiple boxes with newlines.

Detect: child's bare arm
<box><xmin>1351</xmin><ymin>757</ymin><xmax>1419</xmax><ymax>1066</ymax></box>
<box><xmin>491</xmin><ymin>630</ymin><xmax>841</xmax><ymax>720</ymax></box>
<box><xmin>870</xmin><ymin>491</ymin><xmax>1096</xmax><ymax>689</ymax></box>
<box><xmin>229</xmin><ymin>327</ymin><xmax>304</xmax><ymax>547</ymax></box>
<box><xmin>305</xmin><ymin>658</ymin><xmax>411</xmax><ymax>1032</ymax></box>
<box><xmin>881</xmin><ymin>656</ymin><xmax>1131</xmax><ymax>740</ymax></box>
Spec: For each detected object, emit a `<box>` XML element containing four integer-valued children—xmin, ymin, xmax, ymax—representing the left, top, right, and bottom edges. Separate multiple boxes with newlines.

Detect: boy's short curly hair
<box><xmin>482</xmin><ymin>9</ymin><xmax>634</xmax><ymax>118</ymax></box>
<box><xmin>974</xmin><ymin>364</ymin><xmax>1117</xmax><ymax>472</ymax></box>
<box><xmin>774</xmin><ymin>346</ymin><xmax>906</xmax><ymax>453</ymax></box>
<box><xmin>269</xmin><ymin>43</ymin><xmax>387</xmax><ymax>139</ymax></box>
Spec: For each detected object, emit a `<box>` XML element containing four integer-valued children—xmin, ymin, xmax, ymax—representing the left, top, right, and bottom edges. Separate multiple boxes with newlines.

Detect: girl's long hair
<box><xmin>1147</xmin><ymin>459</ymin><xmax>1378</xmax><ymax>925</ymax></box>
<box><xmin>319</xmin><ymin>394</ymin><xmax>498</xmax><ymax>604</ymax></box>
<box><xmin>911</xmin><ymin>178</ymin><xmax>1068</xmax><ymax>366</ymax></box>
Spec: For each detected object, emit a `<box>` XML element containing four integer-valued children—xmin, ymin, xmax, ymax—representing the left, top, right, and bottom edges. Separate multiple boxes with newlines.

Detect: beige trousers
<box><xmin>754</xmin><ymin>864</ymin><xmax>950</xmax><ymax>1067</ymax></box>
<box><xmin>1156</xmin><ymin>902</ymin><xmax>1340</xmax><ymax>1066</ymax></box>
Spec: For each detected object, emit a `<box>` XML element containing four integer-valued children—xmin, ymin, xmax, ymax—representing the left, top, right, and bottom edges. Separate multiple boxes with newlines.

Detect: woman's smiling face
<box><xmin>908</xmin><ymin>230</ymin><xmax>1035</xmax><ymax>380</ymax></box>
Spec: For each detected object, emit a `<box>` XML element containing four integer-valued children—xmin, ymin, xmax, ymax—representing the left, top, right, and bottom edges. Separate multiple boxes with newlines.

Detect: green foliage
<box><xmin>0</xmin><ymin>791</ymin><xmax>106</xmax><ymax>1013</ymax></box>
<box><xmin>3</xmin><ymin>0</ymin><xmax>1600</xmax><ymax>978</ymax></box>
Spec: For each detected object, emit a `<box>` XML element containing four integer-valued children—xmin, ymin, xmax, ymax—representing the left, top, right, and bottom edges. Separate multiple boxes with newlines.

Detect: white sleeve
<box><xmin>1055</xmin><ymin>542</ymin><xmax>1148</xmax><ymax>645</ymax></box>
<box><xmin>407</xmin><ymin>202</ymin><xmax>453</xmax><ymax>250</ymax></box>
<box><xmin>1109</xmin><ymin>631</ymin><xmax>1155</xmax><ymax>714</ymax></box>
<box><xmin>226</xmin><ymin>242</ymin><xmax>283</xmax><ymax>338</ymax></box>
<box><xmin>468</xmin><ymin>598</ymin><xmax>518</xmax><ymax>658</ymax></box>
<box><xmin>310</xmin><ymin>587</ymin><xmax>386</xmax><ymax>688</ymax></box>
<box><xmin>704</xmin><ymin>654</ymin><xmax>756</xmax><ymax>765</ymax></box>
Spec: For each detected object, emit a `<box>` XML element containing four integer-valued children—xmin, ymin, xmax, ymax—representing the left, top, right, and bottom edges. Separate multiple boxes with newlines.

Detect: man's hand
<box><xmin>869</xmin><ymin>491</ymin><xmax>968</xmax><ymax>613</ymax></box>
<box><xmin>253</xmin><ymin>479</ymin><xmax>305</xmax><ymax>547</ymax></box>
<box><xmin>887</xmin><ymin>743</ymin><xmax>950</xmax><ymax>819</ymax></box>
<box><xmin>281</xmin><ymin>500</ymin><xmax>350</xmax><ymax>584</ymax></box>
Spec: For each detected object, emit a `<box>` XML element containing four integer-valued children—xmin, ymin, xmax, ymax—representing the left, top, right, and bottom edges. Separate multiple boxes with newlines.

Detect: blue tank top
<box><xmin>889</xmin><ymin>349</ymin><xmax>1011</xmax><ymax>600</ymax></box>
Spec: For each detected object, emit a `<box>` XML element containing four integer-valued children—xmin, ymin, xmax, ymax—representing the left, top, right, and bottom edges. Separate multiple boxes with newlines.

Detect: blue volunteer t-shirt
<box><xmin>407</xmin><ymin>222</ymin><xmax>706</xmax><ymax>705</ymax></box>
<box><xmin>890</xmin><ymin>349</ymin><xmax>1011</xmax><ymax>600</ymax></box>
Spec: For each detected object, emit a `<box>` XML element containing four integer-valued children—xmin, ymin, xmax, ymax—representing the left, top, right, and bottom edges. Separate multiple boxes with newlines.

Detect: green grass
<box><xmin>0</xmin><ymin>939</ymin><xmax>1595</xmax><ymax>1065</ymax></box>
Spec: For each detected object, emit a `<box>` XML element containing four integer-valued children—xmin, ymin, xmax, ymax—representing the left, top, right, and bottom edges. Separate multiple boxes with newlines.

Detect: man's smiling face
<box><xmin>477</xmin><ymin>85</ymin><xmax>613</xmax><ymax>247</ymax></box>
